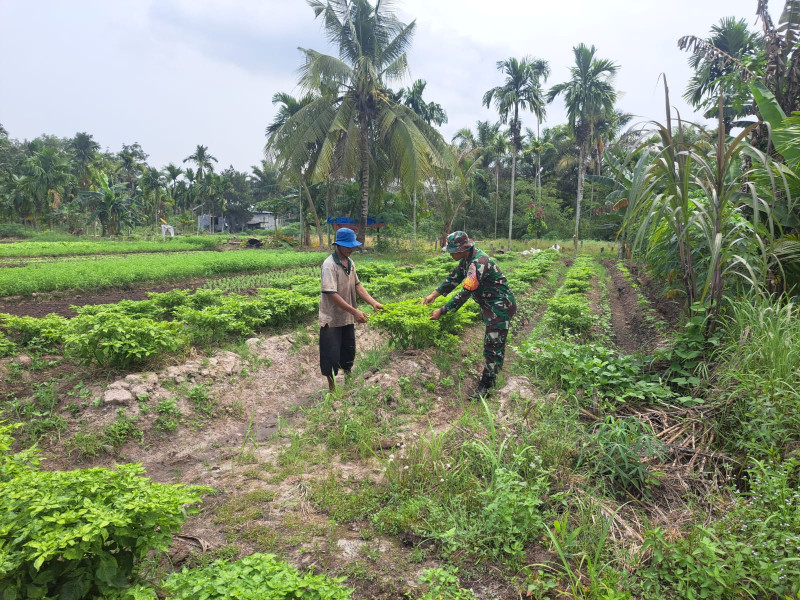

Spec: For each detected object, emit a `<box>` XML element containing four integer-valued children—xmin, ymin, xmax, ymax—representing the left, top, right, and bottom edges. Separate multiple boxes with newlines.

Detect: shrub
<box><xmin>0</xmin><ymin>424</ymin><xmax>206</xmax><ymax>600</ymax></box>
<box><xmin>162</xmin><ymin>553</ymin><xmax>353</xmax><ymax>599</ymax></box>
<box><xmin>65</xmin><ymin>311</ymin><xmax>184</xmax><ymax>368</ymax></box>
<box><xmin>176</xmin><ymin>296</ymin><xmax>269</xmax><ymax>344</ymax></box>
<box><xmin>147</xmin><ymin>289</ymin><xmax>191</xmax><ymax>314</ymax></box>
<box><xmin>0</xmin><ymin>312</ymin><xmax>69</xmax><ymax>351</ymax></box>
<box><xmin>0</xmin><ymin>223</ymin><xmax>31</xmax><ymax>238</ymax></box>
<box><xmin>369</xmin><ymin>297</ymin><xmax>479</xmax><ymax>349</ymax></box>
<box><xmin>0</xmin><ymin>332</ymin><xmax>15</xmax><ymax>358</ymax></box>
<box><xmin>257</xmin><ymin>288</ymin><xmax>318</xmax><ymax>326</ymax></box>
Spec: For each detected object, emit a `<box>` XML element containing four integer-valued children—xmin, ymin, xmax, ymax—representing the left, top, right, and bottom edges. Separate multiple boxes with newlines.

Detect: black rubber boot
<box><xmin>469</xmin><ymin>375</ymin><xmax>495</xmax><ymax>400</ymax></box>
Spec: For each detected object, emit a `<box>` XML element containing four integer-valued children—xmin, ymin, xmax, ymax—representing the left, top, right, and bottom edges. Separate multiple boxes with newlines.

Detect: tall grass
<box><xmin>714</xmin><ymin>293</ymin><xmax>800</xmax><ymax>457</ymax></box>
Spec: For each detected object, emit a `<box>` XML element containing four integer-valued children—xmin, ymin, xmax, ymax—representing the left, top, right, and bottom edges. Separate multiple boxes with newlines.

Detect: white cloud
<box><xmin>0</xmin><ymin>0</ymin><xmax>784</xmax><ymax>171</ymax></box>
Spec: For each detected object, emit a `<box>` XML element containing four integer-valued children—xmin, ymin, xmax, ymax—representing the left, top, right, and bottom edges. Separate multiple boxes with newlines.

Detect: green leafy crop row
<box><xmin>542</xmin><ymin>255</ymin><xmax>596</xmax><ymax>335</ymax></box>
<box><xmin>0</xmin><ymin>287</ymin><xmax>317</xmax><ymax>368</ymax></box>
<box><xmin>369</xmin><ymin>296</ymin><xmax>480</xmax><ymax>349</ymax></box>
<box><xmin>0</xmin><ymin>250</ymin><xmax>326</xmax><ymax>296</ymax></box>
<box><xmin>0</xmin><ymin>237</ymin><xmax>219</xmax><ymax>258</ymax></box>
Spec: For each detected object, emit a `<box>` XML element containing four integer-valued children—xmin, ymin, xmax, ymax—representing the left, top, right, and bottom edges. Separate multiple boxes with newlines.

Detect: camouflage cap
<box><xmin>443</xmin><ymin>231</ymin><xmax>474</xmax><ymax>253</ymax></box>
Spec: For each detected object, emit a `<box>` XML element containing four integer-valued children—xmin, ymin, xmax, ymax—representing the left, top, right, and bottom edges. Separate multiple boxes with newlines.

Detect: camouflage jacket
<box><xmin>436</xmin><ymin>248</ymin><xmax>516</xmax><ymax>323</ymax></box>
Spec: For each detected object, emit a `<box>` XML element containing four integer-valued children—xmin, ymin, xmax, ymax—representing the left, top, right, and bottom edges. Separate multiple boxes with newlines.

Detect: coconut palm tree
<box><xmin>679</xmin><ymin>1</ymin><xmax>800</xmax><ymax>117</ymax></box>
<box><xmin>547</xmin><ymin>44</ymin><xmax>618</xmax><ymax>256</ymax></box>
<box><xmin>483</xmin><ymin>56</ymin><xmax>549</xmax><ymax>250</ymax></box>
<box><xmin>78</xmin><ymin>170</ymin><xmax>141</xmax><ymax>236</ymax></box>
<box><xmin>267</xmin><ymin>91</ymin><xmax>326</xmax><ymax>247</ymax></box>
<box><xmin>396</xmin><ymin>78</ymin><xmax>448</xmax><ymax>242</ymax></box>
<box><xmin>268</xmin><ymin>0</ymin><xmax>449</xmax><ymax>244</ymax></box>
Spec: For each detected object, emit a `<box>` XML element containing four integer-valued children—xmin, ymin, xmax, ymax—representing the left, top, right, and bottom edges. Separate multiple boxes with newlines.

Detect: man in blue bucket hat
<box><xmin>319</xmin><ymin>227</ymin><xmax>383</xmax><ymax>392</ymax></box>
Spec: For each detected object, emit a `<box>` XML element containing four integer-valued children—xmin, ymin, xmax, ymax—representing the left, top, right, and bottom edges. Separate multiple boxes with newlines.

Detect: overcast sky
<box><xmin>0</xmin><ymin>0</ymin><xmax>780</xmax><ymax>173</ymax></box>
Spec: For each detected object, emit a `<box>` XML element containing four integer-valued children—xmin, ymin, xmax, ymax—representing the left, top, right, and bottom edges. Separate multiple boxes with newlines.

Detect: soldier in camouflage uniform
<box><xmin>423</xmin><ymin>231</ymin><xmax>517</xmax><ymax>399</ymax></box>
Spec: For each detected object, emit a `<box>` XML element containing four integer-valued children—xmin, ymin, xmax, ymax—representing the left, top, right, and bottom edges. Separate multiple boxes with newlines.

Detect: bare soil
<box><xmin>0</xmin><ymin>278</ymin><xmax>215</xmax><ymax>318</ymax></box>
<box><xmin>601</xmin><ymin>259</ymin><xmax>677</xmax><ymax>355</ymax></box>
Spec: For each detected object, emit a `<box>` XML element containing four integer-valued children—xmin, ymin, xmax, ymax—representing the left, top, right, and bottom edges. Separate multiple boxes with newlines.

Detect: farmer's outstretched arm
<box><xmin>325</xmin><ymin>291</ymin><xmax>368</xmax><ymax>323</ymax></box>
<box><xmin>424</xmin><ymin>263</ymin><xmax>465</xmax><ymax>305</ymax></box>
<box><xmin>356</xmin><ymin>283</ymin><xmax>382</xmax><ymax>310</ymax></box>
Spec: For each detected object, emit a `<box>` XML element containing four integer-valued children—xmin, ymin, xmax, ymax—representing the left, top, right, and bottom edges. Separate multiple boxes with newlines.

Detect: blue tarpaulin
<box><xmin>326</xmin><ymin>217</ymin><xmax>385</xmax><ymax>227</ymax></box>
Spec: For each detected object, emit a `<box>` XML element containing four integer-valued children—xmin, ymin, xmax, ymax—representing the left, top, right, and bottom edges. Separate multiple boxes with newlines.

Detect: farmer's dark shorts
<box><xmin>319</xmin><ymin>324</ymin><xmax>356</xmax><ymax>377</ymax></box>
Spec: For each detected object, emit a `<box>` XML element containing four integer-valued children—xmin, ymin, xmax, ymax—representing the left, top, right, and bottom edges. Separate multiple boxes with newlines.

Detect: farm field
<box><xmin>0</xmin><ymin>236</ymin><xmax>221</xmax><ymax>258</ymax></box>
<box><xmin>7</xmin><ymin>242</ymin><xmax>770</xmax><ymax>599</ymax></box>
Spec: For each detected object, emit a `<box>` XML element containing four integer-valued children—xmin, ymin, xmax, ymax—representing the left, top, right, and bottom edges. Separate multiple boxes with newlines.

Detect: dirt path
<box><xmin>602</xmin><ymin>259</ymin><xmax>672</xmax><ymax>355</ymax></box>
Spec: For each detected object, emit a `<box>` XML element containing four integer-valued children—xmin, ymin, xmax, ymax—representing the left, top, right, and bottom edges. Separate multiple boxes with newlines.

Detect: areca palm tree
<box><xmin>483</xmin><ymin>56</ymin><xmax>549</xmax><ymax>250</ymax></box>
<box><xmin>69</xmin><ymin>132</ymin><xmax>100</xmax><ymax>191</ymax></box>
<box><xmin>140</xmin><ymin>167</ymin><xmax>165</xmax><ymax>227</ymax></box>
<box><xmin>162</xmin><ymin>163</ymin><xmax>183</xmax><ymax>212</ymax></box>
<box><xmin>118</xmin><ymin>143</ymin><xmax>147</xmax><ymax>194</ymax></box>
<box><xmin>547</xmin><ymin>44</ymin><xmax>618</xmax><ymax>256</ymax></box>
<box><xmin>18</xmin><ymin>147</ymin><xmax>74</xmax><ymax>230</ymax></box>
<box><xmin>183</xmin><ymin>145</ymin><xmax>218</xmax><ymax>180</ymax></box>
<box><xmin>268</xmin><ymin>0</ymin><xmax>449</xmax><ymax>244</ymax></box>
<box><xmin>396</xmin><ymin>79</ymin><xmax>448</xmax><ymax>127</ymax></box>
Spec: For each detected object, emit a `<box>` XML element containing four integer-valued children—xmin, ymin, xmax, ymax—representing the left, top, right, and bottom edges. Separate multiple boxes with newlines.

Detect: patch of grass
<box><xmin>308</xmin><ymin>474</ymin><xmax>389</xmax><ymax>523</ymax></box>
<box><xmin>213</xmin><ymin>489</ymin><xmax>275</xmax><ymax>527</ymax></box>
<box><xmin>154</xmin><ymin>397</ymin><xmax>182</xmax><ymax>431</ymax></box>
<box><xmin>239</xmin><ymin>524</ymin><xmax>281</xmax><ymax>552</ymax></box>
<box><xmin>188</xmin><ymin>384</ymin><xmax>218</xmax><ymax>420</ymax></box>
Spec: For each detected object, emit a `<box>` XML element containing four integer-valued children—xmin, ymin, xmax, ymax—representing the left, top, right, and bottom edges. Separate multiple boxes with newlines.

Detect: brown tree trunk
<box><xmin>358</xmin><ymin>112</ymin><xmax>370</xmax><ymax>245</ymax></box>
<box><xmin>301</xmin><ymin>178</ymin><xmax>324</xmax><ymax>247</ymax></box>
<box><xmin>575</xmin><ymin>140</ymin><xmax>587</xmax><ymax>258</ymax></box>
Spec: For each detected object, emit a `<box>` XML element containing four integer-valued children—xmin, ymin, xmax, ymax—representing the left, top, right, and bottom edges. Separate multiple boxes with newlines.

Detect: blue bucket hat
<box><xmin>334</xmin><ymin>228</ymin><xmax>362</xmax><ymax>248</ymax></box>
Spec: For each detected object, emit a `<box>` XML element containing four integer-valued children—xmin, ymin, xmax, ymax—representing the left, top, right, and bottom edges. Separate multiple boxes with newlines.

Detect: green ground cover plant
<box><xmin>516</xmin><ymin>338</ymin><xmax>676</xmax><ymax>409</ymax></box>
<box><xmin>0</xmin><ymin>237</ymin><xmax>219</xmax><ymax>258</ymax></box>
<box><xmin>374</xmin><ymin>404</ymin><xmax>554</xmax><ymax>564</ymax></box>
<box><xmin>161</xmin><ymin>552</ymin><xmax>353</xmax><ymax>599</ymax></box>
<box><xmin>369</xmin><ymin>296</ymin><xmax>479</xmax><ymax>349</ymax></box>
<box><xmin>0</xmin><ymin>250</ymin><xmax>326</xmax><ymax>296</ymax></box>
<box><xmin>0</xmin><ymin>424</ymin><xmax>206</xmax><ymax>599</ymax></box>
<box><xmin>540</xmin><ymin>256</ymin><xmax>597</xmax><ymax>335</ymax></box>
<box><xmin>641</xmin><ymin>458</ymin><xmax>800</xmax><ymax>599</ymax></box>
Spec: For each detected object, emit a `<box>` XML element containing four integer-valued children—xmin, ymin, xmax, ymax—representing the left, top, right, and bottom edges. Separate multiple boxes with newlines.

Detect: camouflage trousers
<box><xmin>479</xmin><ymin>294</ymin><xmax>516</xmax><ymax>381</ymax></box>
<box><xmin>482</xmin><ymin>325</ymin><xmax>509</xmax><ymax>380</ymax></box>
